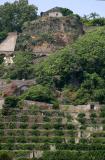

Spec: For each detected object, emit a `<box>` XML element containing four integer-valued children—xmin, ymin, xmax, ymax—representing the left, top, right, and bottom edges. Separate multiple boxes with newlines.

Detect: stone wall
<box><xmin>60</xmin><ymin>102</ymin><xmax>100</xmax><ymax>113</ymax></box>
<box><xmin>23</xmin><ymin>100</ymin><xmax>53</xmax><ymax>110</ymax></box>
<box><xmin>23</xmin><ymin>100</ymin><xmax>100</xmax><ymax>112</ymax></box>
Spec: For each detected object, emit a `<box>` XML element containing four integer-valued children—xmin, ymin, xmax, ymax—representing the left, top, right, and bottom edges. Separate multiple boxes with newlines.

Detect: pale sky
<box><xmin>0</xmin><ymin>0</ymin><xmax>105</xmax><ymax>17</ymax></box>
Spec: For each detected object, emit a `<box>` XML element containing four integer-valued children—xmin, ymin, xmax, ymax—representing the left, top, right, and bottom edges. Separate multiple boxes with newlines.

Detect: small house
<box><xmin>88</xmin><ymin>102</ymin><xmax>100</xmax><ymax>111</ymax></box>
<box><xmin>41</xmin><ymin>7</ymin><xmax>63</xmax><ymax>18</ymax></box>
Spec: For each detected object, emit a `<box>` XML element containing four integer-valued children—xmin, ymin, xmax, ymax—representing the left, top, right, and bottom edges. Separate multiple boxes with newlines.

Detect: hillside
<box><xmin>0</xmin><ymin>1</ymin><xmax>105</xmax><ymax>160</ymax></box>
<box><xmin>0</xmin><ymin>102</ymin><xmax>105</xmax><ymax>160</ymax></box>
<box><xmin>34</xmin><ymin>27</ymin><xmax>105</xmax><ymax>105</ymax></box>
<box><xmin>0</xmin><ymin>26</ymin><xmax>105</xmax><ymax>160</ymax></box>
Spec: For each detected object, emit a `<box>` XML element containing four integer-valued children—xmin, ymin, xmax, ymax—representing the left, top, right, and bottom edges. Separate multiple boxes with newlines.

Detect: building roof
<box><xmin>0</xmin><ymin>32</ymin><xmax>17</xmax><ymax>52</ymax></box>
<box><xmin>44</xmin><ymin>7</ymin><xmax>63</xmax><ymax>14</ymax></box>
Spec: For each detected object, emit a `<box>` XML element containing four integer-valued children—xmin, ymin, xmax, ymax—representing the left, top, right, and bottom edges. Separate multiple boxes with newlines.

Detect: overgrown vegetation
<box><xmin>0</xmin><ymin>31</ymin><xmax>8</xmax><ymax>43</ymax></box>
<box><xmin>35</xmin><ymin>27</ymin><xmax>105</xmax><ymax>104</ymax></box>
<box><xmin>60</xmin><ymin>8</ymin><xmax>73</xmax><ymax>16</ymax></box>
<box><xmin>21</xmin><ymin>84</ymin><xmax>56</xmax><ymax>103</ymax></box>
<box><xmin>0</xmin><ymin>0</ymin><xmax>37</xmax><ymax>32</ymax></box>
<box><xmin>6</xmin><ymin>52</ymin><xmax>35</xmax><ymax>79</ymax></box>
<box><xmin>1</xmin><ymin>2</ymin><xmax>105</xmax><ymax>159</ymax></box>
<box><xmin>82</xmin><ymin>12</ymin><xmax>105</xmax><ymax>26</ymax></box>
<box><xmin>0</xmin><ymin>152</ymin><xmax>13</xmax><ymax>160</ymax></box>
<box><xmin>1</xmin><ymin>27</ymin><xmax>105</xmax><ymax>105</ymax></box>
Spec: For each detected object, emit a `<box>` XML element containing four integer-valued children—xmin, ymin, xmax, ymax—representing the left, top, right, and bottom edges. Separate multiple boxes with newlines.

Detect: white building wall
<box><xmin>49</xmin><ymin>12</ymin><xmax>63</xmax><ymax>17</ymax></box>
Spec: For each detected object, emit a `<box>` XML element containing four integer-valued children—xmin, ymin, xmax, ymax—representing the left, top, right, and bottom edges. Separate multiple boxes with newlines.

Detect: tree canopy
<box><xmin>0</xmin><ymin>0</ymin><xmax>38</xmax><ymax>32</ymax></box>
<box><xmin>35</xmin><ymin>27</ymin><xmax>105</xmax><ymax>104</ymax></box>
<box><xmin>81</xmin><ymin>12</ymin><xmax>105</xmax><ymax>26</ymax></box>
<box><xmin>7</xmin><ymin>52</ymin><xmax>35</xmax><ymax>79</ymax></box>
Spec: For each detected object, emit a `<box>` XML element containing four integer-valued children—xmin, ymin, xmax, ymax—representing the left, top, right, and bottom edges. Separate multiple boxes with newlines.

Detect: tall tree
<box><xmin>0</xmin><ymin>0</ymin><xmax>38</xmax><ymax>32</ymax></box>
<box><xmin>89</xmin><ymin>12</ymin><xmax>100</xmax><ymax>19</ymax></box>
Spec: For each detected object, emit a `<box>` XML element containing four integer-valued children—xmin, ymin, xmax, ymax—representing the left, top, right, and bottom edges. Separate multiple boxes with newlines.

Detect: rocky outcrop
<box><xmin>23</xmin><ymin>16</ymin><xmax>83</xmax><ymax>34</ymax></box>
<box><xmin>16</xmin><ymin>15</ymin><xmax>84</xmax><ymax>55</ymax></box>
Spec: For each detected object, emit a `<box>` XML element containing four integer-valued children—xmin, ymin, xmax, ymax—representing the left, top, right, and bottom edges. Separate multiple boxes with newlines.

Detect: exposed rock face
<box><xmin>16</xmin><ymin>15</ymin><xmax>84</xmax><ymax>55</ymax></box>
<box><xmin>23</xmin><ymin>16</ymin><xmax>83</xmax><ymax>34</ymax></box>
<box><xmin>2</xmin><ymin>80</ymin><xmax>36</xmax><ymax>97</ymax></box>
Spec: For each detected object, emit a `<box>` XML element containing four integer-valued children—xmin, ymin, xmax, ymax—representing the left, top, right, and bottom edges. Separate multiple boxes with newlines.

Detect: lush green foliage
<box><xmin>7</xmin><ymin>52</ymin><xmax>35</xmax><ymax>79</ymax></box>
<box><xmin>60</xmin><ymin>8</ymin><xmax>73</xmax><ymax>16</ymax></box>
<box><xmin>5</xmin><ymin>96</ymin><xmax>20</xmax><ymax>108</ymax></box>
<box><xmin>0</xmin><ymin>152</ymin><xmax>13</xmax><ymax>160</ymax></box>
<box><xmin>35</xmin><ymin>27</ymin><xmax>105</xmax><ymax>104</ymax></box>
<box><xmin>21</xmin><ymin>84</ymin><xmax>56</xmax><ymax>103</ymax></box>
<box><xmin>0</xmin><ymin>31</ymin><xmax>7</xmax><ymax>42</ymax></box>
<box><xmin>0</xmin><ymin>0</ymin><xmax>37</xmax><ymax>32</ymax></box>
<box><xmin>81</xmin><ymin>13</ymin><xmax>105</xmax><ymax>26</ymax></box>
<box><xmin>0</xmin><ymin>55</ymin><xmax>5</xmax><ymax>65</ymax></box>
<box><xmin>42</xmin><ymin>151</ymin><xmax>105</xmax><ymax>160</ymax></box>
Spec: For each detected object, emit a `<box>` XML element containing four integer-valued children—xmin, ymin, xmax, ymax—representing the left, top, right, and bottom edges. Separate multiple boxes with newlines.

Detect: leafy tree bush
<box><xmin>60</xmin><ymin>8</ymin><xmax>73</xmax><ymax>16</ymax></box>
<box><xmin>67</xmin><ymin>124</ymin><xmax>75</xmax><ymax>130</ymax></box>
<box><xmin>7</xmin><ymin>52</ymin><xmax>35</xmax><ymax>79</ymax></box>
<box><xmin>5</xmin><ymin>96</ymin><xmax>20</xmax><ymax>108</ymax></box>
<box><xmin>81</xmin><ymin>12</ymin><xmax>105</xmax><ymax>27</ymax></box>
<box><xmin>52</xmin><ymin>101</ymin><xmax>59</xmax><ymax>109</ymax></box>
<box><xmin>0</xmin><ymin>1</ymin><xmax>38</xmax><ymax>32</ymax></box>
<box><xmin>43</xmin><ymin>123</ymin><xmax>52</xmax><ymax>130</ymax></box>
<box><xmin>78</xmin><ymin>113</ymin><xmax>85</xmax><ymax>119</ymax></box>
<box><xmin>35</xmin><ymin>27</ymin><xmax>105</xmax><ymax>104</ymax></box>
<box><xmin>21</xmin><ymin>85</ymin><xmax>56</xmax><ymax>103</ymax></box>
<box><xmin>78</xmin><ymin>113</ymin><xmax>86</xmax><ymax>124</ymax></box>
<box><xmin>19</xmin><ymin>123</ymin><xmax>28</xmax><ymax>129</ymax></box>
<box><xmin>0</xmin><ymin>31</ymin><xmax>7</xmax><ymax>42</ymax></box>
<box><xmin>91</xmin><ymin>18</ymin><xmax>105</xmax><ymax>26</ymax></box>
<box><xmin>0</xmin><ymin>152</ymin><xmax>13</xmax><ymax>160</ymax></box>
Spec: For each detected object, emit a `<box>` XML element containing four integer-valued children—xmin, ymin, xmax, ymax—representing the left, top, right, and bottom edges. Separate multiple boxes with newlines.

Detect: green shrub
<box><xmin>78</xmin><ymin>113</ymin><xmax>85</xmax><ymax>118</ymax></box>
<box><xmin>21</xmin><ymin>85</ymin><xmax>56</xmax><ymax>103</ymax></box>
<box><xmin>5</xmin><ymin>96</ymin><xmax>20</xmax><ymax>108</ymax></box>
<box><xmin>52</xmin><ymin>101</ymin><xmax>59</xmax><ymax>110</ymax></box>
<box><xmin>54</xmin><ymin>123</ymin><xmax>63</xmax><ymax>130</ymax></box>
<box><xmin>6</xmin><ymin>52</ymin><xmax>35</xmax><ymax>79</ymax></box>
<box><xmin>19</xmin><ymin>123</ymin><xmax>28</xmax><ymax>129</ymax></box>
<box><xmin>77</xmin><ymin>113</ymin><xmax>86</xmax><ymax>124</ymax></box>
<box><xmin>67</xmin><ymin>124</ymin><xmax>75</xmax><ymax>130</ymax></box>
<box><xmin>16</xmin><ymin>136</ymin><xmax>27</xmax><ymax>143</ymax></box>
<box><xmin>43</xmin><ymin>123</ymin><xmax>52</xmax><ymax>130</ymax></box>
<box><xmin>35</xmin><ymin>27</ymin><xmax>105</xmax><ymax>104</ymax></box>
<box><xmin>0</xmin><ymin>55</ymin><xmax>4</xmax><ymax>64</ymax></box>
<box><xmin>9</xmin><ymin>122</ymin><xmax>16</xmax><ymax>129</ymax></box>
<box><xmin>32</xmin><ymin>124</ymin><xmax>38</xmax><ymax>129</ymax></box>
<box><xmin>100</xmin><ymin>111</ymin><xmax>105</xmax><ymax>117</ymax></box>
<box><xmin>60</xmin><ymin>8</ymin><xmax>73</xmax><ymax>16</ymax></box>
<box><xmin>7</xmin><ymin>137</ymin><xmax>15</xmax><ymax>143</ymax></box>
<box><xmin>0</xmin><ymin>123</ymin><xmax>4</xmax><ymax>129</ymax></box>
<box><xmin>20</xmin><ymin>115</ymin><xmax>28</xmax><ymax>122</ymax></box>
<box><xmin>43</xmin><ymin>117</ymin><xmax>51</xmax><ymax>122</ymax></box>
<box><xmin>90</xmin><ymin>112</ymin><xmax>97</xmax><ymax>118</ymax></box>
<box><xmin>0</xmin><ymin>152</ymin><xmax>13</xmax><ymax>160</ymax></box>
<box><xmin>0</xmin><ymin>31</ymin><xmax>7</xmax><ymax>43</ymax></box>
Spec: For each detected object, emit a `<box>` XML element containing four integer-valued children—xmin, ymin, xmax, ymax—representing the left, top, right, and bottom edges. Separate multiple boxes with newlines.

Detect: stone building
<box><xmin>41</xmin><ymin>7</ymin><xmax>63</xmax><ymax>17</ymax></box>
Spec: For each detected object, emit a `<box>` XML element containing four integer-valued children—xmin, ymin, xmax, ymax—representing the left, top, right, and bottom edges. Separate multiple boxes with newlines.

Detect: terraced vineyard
<box><xmin>0</xmin><ymin>105</ymin><xmax>105</xmax><ymax>159</ymax></box>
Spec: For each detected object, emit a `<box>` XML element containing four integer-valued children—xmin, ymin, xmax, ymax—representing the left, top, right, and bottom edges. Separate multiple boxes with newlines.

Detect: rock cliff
<box><xmin>16</xmin><ymin>15</ymin><xmax>84</xmax><ymax>55</ymax></box>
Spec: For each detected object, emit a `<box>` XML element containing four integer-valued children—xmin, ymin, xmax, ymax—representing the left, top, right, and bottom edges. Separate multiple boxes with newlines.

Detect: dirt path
<box><xmin>0</xmin><ymin>32</ymin><xmax>17</xmax><ymax>52</ymax></box>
